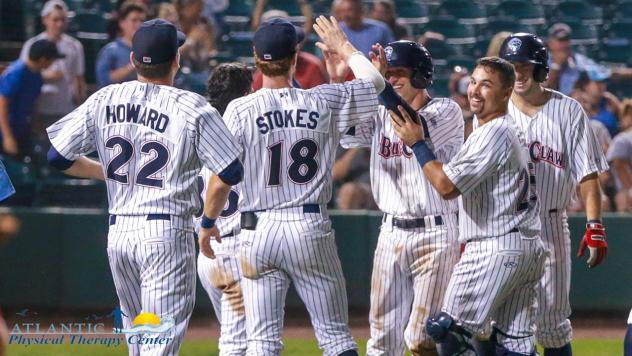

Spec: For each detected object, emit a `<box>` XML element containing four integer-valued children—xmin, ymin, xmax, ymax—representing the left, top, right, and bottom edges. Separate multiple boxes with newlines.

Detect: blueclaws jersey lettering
<box><xmin>222</xmin><ymin>79</ymin><xmax>378</xmax><ymax>211</ymax></box>
<box><xmin>47</xmin><ymin>81</ymin><xmax>241</xmax><ymax>221</ymax></box>
<box><xmin>342</xmin><ymin>98</ymin><xmax>464</xmax><ymax>217</ymax></box>
<box><xmin>507</xmin><ymin>90</ymin><xmax>608</xmax><ymax>211</ymax></box>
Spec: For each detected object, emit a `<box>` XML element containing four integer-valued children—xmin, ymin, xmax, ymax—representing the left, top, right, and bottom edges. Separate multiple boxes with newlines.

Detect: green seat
<box><xmin>613</xmin><ymin>0</ymin><xmax>632</xmax><ymax>21</ymax></box>
<box><xmin>428</xmin><ymin>74</ymin><xmax>450</xmax><ymax>98</ymax></box>
<box><xmin>70</xmin><ymin>12</ymin><xmax>108</xmax><ymax>40</ymax></box>
<box><xmin>397</xmin><ymin>0</ymin><xmax>429</xmax><ymax>34</ymax></box>
<box><xmin>435</xmin><ymin>0</ymin><xmax>488</xmax><ymax>25</ymax></box>
<box><xmin>33</xmin><ymin>179</ymin><xmax>107</xmax><ymax>208</ymax></box>
<box><xmin>599</xmin><ymin>42</ymin><xmax>632</xmax><ymax>65</ymax></box>
<box><xmin>493</xmin><ymin>1</ymin><xmax>545</xmax><ymax>26</ymax></box>
<box><xmin>223</xmin><ymin>32</ymin><xmax>254</xmax><ymax>58</ymax></box>
<box><xmin>266</xmin><ymin>0</ymin><xmax>302</xmax><ymax>17</ymax></box>
<box><xmin>564</xmin><ymin>20</ymin><xmax>599</xmax><ymax>45</ymax></box>
<box><xmin>423</xmin><ymin>16</ymin><xmax>476</xmax><ymax>45</ymax></box>
<box><xmin>78</xmin><ymin>37</ymin><xmax>108</xmax><ymax>85</ymax></box>
<box><xmin>552</xmin><ymin>0</ymin><xmax>602</xmax><ymax>25</ymax></box>
<box><xmin>446</xmin><ymin>55</ymin><xmax>476</xmax><ymax>73</ymax></box>
<box><xmin>484</xmin><ymin>17</ymin><xmax>538</xmax><ymax>38</ymax></box>
<box><xmin>423</xmin><ymin>38</ymin><xmax>457</xmax><ymax>66</ymax></box>
<box><xmin>605</xmin><ymin>20</ymin><xmax>632</xmax><ymax>41</ymax></box>
<box><xmin>225</xmin><ymin>0</ymin><xmax>254</xmax><ymax>17</ymax></box>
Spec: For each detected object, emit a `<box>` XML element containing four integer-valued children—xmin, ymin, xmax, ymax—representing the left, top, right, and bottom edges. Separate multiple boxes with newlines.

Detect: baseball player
<box><xmin>499</xmin><ymin>33</ymin><xmax>609</xmax><ymax>356</ymax></box>
<box><xmin>195</xmin><ymin>63</ymin><xmax>252</xmax><ymax>356</ymax></box>
<box><xmin>341</xmin><ymin>40</ymin><xmax>463</xmax><ymax>355</ymax></box>
<box><xmin>390</xmin><ymin>57</ymin><xmax>546</xmax><ymax>355</ymax></box>
<box><xmin>47</xmin><ymin>19</ymin><xmax>243</xmax><ymax>355</ymax></box>
<box><xmin>208</xmin><ymin>16</ymin><xmax>385</xmax><ymax>356</ymax></box>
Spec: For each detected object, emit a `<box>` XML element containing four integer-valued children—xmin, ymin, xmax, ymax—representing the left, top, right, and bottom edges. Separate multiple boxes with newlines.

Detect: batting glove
<box><xmin>577</xmin><ymin>221</ymin><xmax>607</xmax><ymax>268</ymax></box>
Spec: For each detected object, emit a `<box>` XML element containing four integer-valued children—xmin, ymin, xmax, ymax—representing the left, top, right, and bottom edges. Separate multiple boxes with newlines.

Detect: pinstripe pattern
<box><xmin>47</xmin><ymin>81</ymin><xmax>242</xmax><ymax>355</ymax></box>
<box><xmin>47</xmin><ymin>81</ymin><xmax>241</xmax><ymax>221</ymax></box>
<box><xmin>223</xmin><ymin>79</ymin><xmax>379</xmax><ymax>355</ymax></box>
<box><xmin>505</xmin><ymin>90</ymin><xmax>608</xmax><ymax>348</ymax></box>
<box><xmin>342</xmin><ymin>98</ymin><xmax>463</xmax><ymax>354</ymax></box>
<box><xmin>195</xmin><ymin>168</ymin><xmax>246</xmax><ymax>355</ymax></box>
<box><xmin>239</xmin><ymin>209</ymin><xmax>355</xmax><ymax>356</ymax></box>
<box><xmin>107</xmin><ymin>218</ymin><xmax>196</xmax><ymax>356</ymax></box>
<box><xmin>222</xmin><ymin>79</ymin><xmax>377</xmax><ymax>211</ymax></box>
<box><xmin>442</xmin><ymin>234</ymin><xmax>546</xmax><ymax>354</ymax></box>
<box><xmin>444</xmin><ymin>115</ymin><xmax>541</xmax><ymax>242</ymax></box>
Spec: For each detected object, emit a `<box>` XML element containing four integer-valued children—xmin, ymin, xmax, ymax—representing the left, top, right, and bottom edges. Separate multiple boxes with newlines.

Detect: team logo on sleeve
<box><xmin>529</xmin><ymin>141</ymin><xmax>565</xmax><ymax>168</ymax></box>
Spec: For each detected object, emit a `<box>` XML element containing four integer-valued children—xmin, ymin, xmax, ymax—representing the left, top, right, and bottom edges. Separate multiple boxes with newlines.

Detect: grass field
<box><xmin>6</xmin><ymin>338</ymin><xmax>622</xmax><ymax>355</ymax></box>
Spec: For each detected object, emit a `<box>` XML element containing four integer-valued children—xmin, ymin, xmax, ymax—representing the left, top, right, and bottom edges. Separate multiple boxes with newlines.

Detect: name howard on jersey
<box><xmin>105</xmin><ymin>103</ymin><xmax>170</xmax><ymax>133</ymax></box>
<box><xmin>256</xmin><ymin>109</ymin><xmax>320</xmax><ymax>134</ymax></box>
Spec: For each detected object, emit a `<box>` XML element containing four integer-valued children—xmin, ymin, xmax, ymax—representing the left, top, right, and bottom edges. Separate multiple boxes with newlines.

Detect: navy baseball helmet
<box><xmin>499</xmin><ymin>33</ymin><xmax>549</xmax><ymax>83</ymax></box>
<box><xmin>384</xmin><ymin>40</ymin><xmax>434</xmax><ymax>89</ymax></box>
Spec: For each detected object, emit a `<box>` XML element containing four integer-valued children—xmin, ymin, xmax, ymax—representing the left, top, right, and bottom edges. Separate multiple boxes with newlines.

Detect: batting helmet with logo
<box><xmin>384</xmin><ymin>40</ymin><xmax>434</xmax><ymax>89</ymax></box>
<box><xmin>499</xmin><ymin>33</ymin><xmax>549</xmax><ymax>83</ymax></box>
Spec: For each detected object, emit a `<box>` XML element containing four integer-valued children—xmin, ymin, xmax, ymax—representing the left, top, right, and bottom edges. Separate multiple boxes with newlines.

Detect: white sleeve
<box><xmin>427</xmin><ymin>100</ymin><xmax>464</xmax><ymax>164</ymax></box>
<box><xmin>443</xmin><ymin>124</ymin><xmax>507</xmax><ymax>195</ymax></box>
<box><xmin>195</xmin><ymin>104</ymin><xmax>242</xmax><ymax>173</ymax></box>
<box><xmin>347</xmin><ymin>52</ymin><xmax>385</xmax><ymax>94</ymax></box>
<box><xmin>569</xmin><ymin>103</ymin><xmax>609</xmax><ymax>181</ymax></box>
<box><xmin>46</xmin><ymin>93</ymin><xmax>98</xmax><ymax>160</ymax></box>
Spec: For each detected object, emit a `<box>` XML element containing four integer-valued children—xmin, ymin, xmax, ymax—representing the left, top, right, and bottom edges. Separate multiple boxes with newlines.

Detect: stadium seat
<box><xmin>222</xmin><ymin>32</ymin><xmax>254</xmax><ymax>59</ymax></box>
<box><xmin>266</xmin><ymin>0</ymin><xmax>302</xmax><ymax>17</ymax></box>
<box><xmin>552</xmin><ymin>0</ymin><xmax>602</xmax><ymax>25</ymax></box>
<box><xmin>446</xmin><ymin>55</ymin><xmax>476</xmax><ymax>72</ymax></box>
<box><xmin>428</xmin><ymin>74</ymin><xmax>450</xmax><ymax>97</ymax></box>
<box><xmin>396</xmin><ymin>0</ymin><xmax>430</xmax><ymax>35</ymax></box>
<box><xmin>604</xmin><ymin>20</ymin><xmax>632</xmax><ymax>43</ymax></box>
<box><xmin>613</xmin><ymin>0</ymin><xmax>632</xmax><ymax>21</ymax></box>
<box><xmin>434</xmin><ymin>0</ymin><xmax>488</xmax><ymax>25</ymax></box>
<box><xmin>69</xmin><ymin>12</ymin><xmax>108</xmax><ymax>40</ymax></box>
<box><xmin>492</xmin><ymin>1</ymin><xmax>546</xmax><ymax>26</ymax></box>
<box><xmin>423</xmin><ymin>16</ymin><xmax>476</xmax><ymax>46</ymax></box>
<box><xmin>599</xmin><ymin>41</ymin><xmax>632</xmax><ymax>65</ymax></box>
<box><xmin>33</xmin><ymin>179</ymin><xmax>107</xmax><ymax>208</ymax></box>
<box><xmin>483</xmin><ymin>17</ymin><xmax>538</xmax><ymax>38</ymax></box>
<box><xmin>564</xmin><ymin>20</ymin><xmax>599</xmax><ymax>45</ymax></box>
<box><xmin>224</xmin><ymin>0</ymin><xmax>254</xmax><ymax>32</ymax></box>
<box><xmin>423</xmin><ymin>38</ymin><xmax>457</xmax><ymax>66</ymax></box>
<box><xmin>2</xmin><ymin>158</ymin><xmax>37</xmax><ymax>207</ymax></box>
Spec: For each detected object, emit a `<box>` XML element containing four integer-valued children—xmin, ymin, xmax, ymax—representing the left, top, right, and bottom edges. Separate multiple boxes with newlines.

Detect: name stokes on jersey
<box><xmin>105</xmin><ymin>103</ymin><xmax>170</xmax><ymax>133</ymax></box>
<box><xmin>256</xmin><ymin>109</ymin><xmax>320</xmax><ymax>134</ymax></box>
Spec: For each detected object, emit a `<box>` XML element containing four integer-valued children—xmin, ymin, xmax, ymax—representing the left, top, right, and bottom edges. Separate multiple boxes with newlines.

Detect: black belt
<box><xmin>386</xmin><ymin>215</ymin><xmax>444</xmax><ymax>229</ymax></box>
<box><xmin>509</xmin><ymin>227</ymin><xmax>519</xmax><ymax>233</ymax></box>
<box><xmin>109</xmin><ymin>214</ymin><xmax>170</xmax><ymax>226</ymax></box>
<box><xmin>222</xmin><ymin>231</ymin><xmax>235</xmax><ymax>238</ymax></box>
<box><xmin>241</xmin><ymin>204</ymin><xmax>321</xmax><ymax>230</ymax></box>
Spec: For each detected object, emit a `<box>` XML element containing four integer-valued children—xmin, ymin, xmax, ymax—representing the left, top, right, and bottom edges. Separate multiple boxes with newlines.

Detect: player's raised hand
<box><xmin>577</xmin><ymin>221</ymin><xmax>607</xmax><ymax>268</ymax></box>
<box><xmin>323</xmin><ymin>50</ymin><xmax>350</xmax><ymax>83</ymax></box>
<box><xmin>198</xmin><ymin>225</ymin><xmax>221</xmax><ymax>259</ymax></box>
<box><xmin>369</xmin><ymin>43</ymin><xmax>387</xmax><ymax>77</ymax></box>
<box><xmin>389</xmin><ymin>105</ymin><xmax>425</xmax><ymax>147</ymax></box>
<box><xmin>313</xmin><ymin>16</ymin><xmax>356</xmax><ymax>59</ymax></box>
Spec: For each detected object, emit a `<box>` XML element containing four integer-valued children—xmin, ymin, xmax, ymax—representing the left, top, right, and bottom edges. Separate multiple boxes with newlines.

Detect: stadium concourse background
<box><xmin>0</xmin><ymin>0</ymin><xmax>632</xmax><ymax>314</ymax></box>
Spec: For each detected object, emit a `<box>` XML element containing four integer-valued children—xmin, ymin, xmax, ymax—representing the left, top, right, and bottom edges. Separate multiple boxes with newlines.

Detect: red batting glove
<box><xmin>577</xmin><ymin>221</ymin><xmax>608</xmax><ymax>268</ymax></box>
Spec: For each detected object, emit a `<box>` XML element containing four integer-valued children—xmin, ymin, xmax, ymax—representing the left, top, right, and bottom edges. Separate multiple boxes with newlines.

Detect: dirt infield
<box><xmin>186</xmin><ymin>314</ymin><xmax>626</xmax><ymax>340</ymax></box>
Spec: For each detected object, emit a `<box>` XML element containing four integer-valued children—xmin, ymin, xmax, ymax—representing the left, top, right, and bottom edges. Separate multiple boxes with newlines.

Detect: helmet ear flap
<box><xmin>411</xmin><ymin>69</ymin><xmax>431</xmax><ymax>89</ymax></box>
<box><xmin>533</xmin><ymin>64</ymin><xmax>548</xmax><ymax>82</ymax></box>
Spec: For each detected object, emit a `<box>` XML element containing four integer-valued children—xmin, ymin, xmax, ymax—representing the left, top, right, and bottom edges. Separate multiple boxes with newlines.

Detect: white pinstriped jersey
<box><xmin>193</xmin><ymin>167</ymin><xmax>240</xmax><ymax>235</ymax></box>
<box><xmin>47</xmin><ymin>81</ymin><xmax>241</xmax><ymax>219</ymax></box>
<box><xmin>506</xmin><ymin>90</ymin><xmax>609</xmax><ymax>212</ymax></box>
<box><xmin>341</xmin><ymin>98</ymin><xmax>464</xmax><ymax>217</ymax></box>
<box><xmin>444</xmin><ymin>115</ymin><xmax>541</xmax><ymax>242</ymax></box>
<box><xmin>222</xmin><ymin>79</ymin><xmax>378</xmax><ymax>211</ymax></box>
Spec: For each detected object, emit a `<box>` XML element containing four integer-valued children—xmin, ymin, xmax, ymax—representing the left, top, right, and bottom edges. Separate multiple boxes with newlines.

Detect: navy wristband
<box><xmin>201</xmin><ymin>215</ymin><xmax>216</xmax><ymax>229</ymax></box>
<box><xmin>411</xmin><ymin>140</ymin><xmax>436</xmax><ymax>167</ymax></box>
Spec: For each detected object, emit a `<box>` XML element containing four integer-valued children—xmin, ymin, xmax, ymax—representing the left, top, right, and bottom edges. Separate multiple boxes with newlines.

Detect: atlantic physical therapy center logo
<box><xmin>9</xmin><ymin>308</ymin><xmax>175</xmax><ymax>348</ymax></box>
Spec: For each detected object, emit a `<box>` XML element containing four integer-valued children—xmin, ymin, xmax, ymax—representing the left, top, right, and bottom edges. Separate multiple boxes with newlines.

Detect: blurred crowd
<box><xmin>1</xmin><ymin>0</ymin><xmax>632</xmax><ymax>213</ymax></box>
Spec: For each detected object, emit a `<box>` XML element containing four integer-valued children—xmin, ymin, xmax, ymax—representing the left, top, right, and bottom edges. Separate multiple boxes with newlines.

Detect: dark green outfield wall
<box><xmin>0</xmin><ymin>208</ymin><xmax>630</xmax><ymax>312</ymax></box>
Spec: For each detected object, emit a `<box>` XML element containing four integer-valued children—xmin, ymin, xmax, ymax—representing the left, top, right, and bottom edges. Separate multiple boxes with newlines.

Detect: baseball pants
<box><xmin>536</xmin><ymin>210</ymin><xmax>573</xmax><ymax>348</ymax></box>
<box><xmin>197</xmin><ymin>235</ymin><xmax>247</xmax><ymax>355</ymax></box>
<box><xmin>238</xmin><ymin>207</ymin><xmax>357</xmax><ymax>356</ymax></box>
<box><xmin>107</xmin><ymin>215</ymin><xmax>196</xmax><ymax>356</ymax></box>
<box><xmin>442</xmin><ymin>233</ymin><xmax>547</xmax><ymax>354</ymax></box>
<box><xmin>366</xmin><ymin>214</ymin><xmax>459</xmax><ymax>356</ymax></box>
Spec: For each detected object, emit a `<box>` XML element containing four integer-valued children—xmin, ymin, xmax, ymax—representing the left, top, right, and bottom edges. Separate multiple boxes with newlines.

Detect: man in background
<box><xmin>338</xmin><ymin>0</ymin><xmax>395</xmax><ymax>56</ymax></box>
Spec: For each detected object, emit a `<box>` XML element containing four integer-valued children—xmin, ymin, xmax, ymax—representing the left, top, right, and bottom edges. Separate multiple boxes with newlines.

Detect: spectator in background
<box><xmin>0</xmin><ymin>40</ymin><xmax>62</xmax><ymax>157</ymax></box>
<box><xmin>338</xmin><ymin>0</ymin><xmax>394</xmax><ymax>57</ymax></box>
<box><xmin>574</xmin><ymin>69</ymin><xmax>621</xmax><ymax>137</ymax></box>
<box><xmin>448</xmin><ymin>68</ymin><xmax>473</xmax><ymax>138</ymax></box>
<box><xmin>175</xmin><ymin>0</ymin><xmax>217</xmax><ymax>71</ymax></box>
<box><xmin>371</xmin><ymin>0</ymin><xmax>411</xmax><ymax>40</ymax></box>
<box><xmin>20</xmin><ymin>0</ymin><xmax>86</xmax><ymax>137</ymax></box>
<box><xmin>251</xmin><ymin>6</ymin><xmax>328</xmax><ymax>90</ymax></box>
<box><xmin>546</xmin><ymin>23</ymin><xmax>632</xmax><ymax>95</ymax></box>
<box><xmin>333</xmin><ymin>147</ymin><xmax>376</xmax><ymax>210</ymax></box>
<box><xmin>158</xmin><ymin>2</ymin><xmax>179</xmax><ymax>26</ymax></box>
<box><xmin>331</xmin><ymin>0</ymin><xmax>344</xmax><ymax>20</ymax></box>
<box><xmin>486</xmin><ymin>31</ymin><xmax>511</xmax><ymax>57</ymax></box>
<box><xmin>96</xmin><ymin>1</ymin><xmax>146</xmax><ymax>88</ymax></box>
<box><xmin>607</xmin><ymin>99</ymin><xmax>632</xmax><ymax>212</ymax></box>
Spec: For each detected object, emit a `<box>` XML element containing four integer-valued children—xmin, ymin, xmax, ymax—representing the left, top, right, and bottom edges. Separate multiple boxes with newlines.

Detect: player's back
<box><xmin>49</xmin><ymin>81</ymin><xmax>238</xmax><ymax>224</ymax></box>
<box><xmin>223</xmin><ymin>79</ymin><xmax>377</xmax><ymax>211</ymax></box>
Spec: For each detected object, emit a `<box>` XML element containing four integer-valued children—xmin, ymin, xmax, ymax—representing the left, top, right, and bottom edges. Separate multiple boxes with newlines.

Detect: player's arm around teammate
<box><xmin>391</xmin><ymin>57</ymin><xmax>546</xmax><ymax>356</ymax></box>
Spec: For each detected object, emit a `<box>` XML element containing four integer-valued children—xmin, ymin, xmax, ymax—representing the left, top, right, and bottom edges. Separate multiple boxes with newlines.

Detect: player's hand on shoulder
<box><xmin>198</xmin><ymin>225</ymin><xmax>221</xmax><ymax>259</ymax></box>
<box><xmin>577</xmin><ymin>221</ymin><xmax>607</xmax><ymax>268</ymax></box>
<box><xmin>389</xmin><ymin>105</ymin><xmax>425</xmax><ymax>147</ymax></box>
